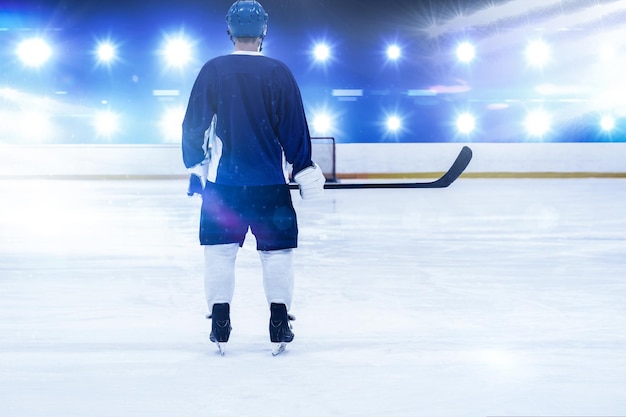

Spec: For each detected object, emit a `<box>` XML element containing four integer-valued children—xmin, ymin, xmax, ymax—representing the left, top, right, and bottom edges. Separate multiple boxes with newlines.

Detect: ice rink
<box><xmin>1</xmin><ymin>177</ymin><xmax>625</xmax><ymax>417</ymax></box>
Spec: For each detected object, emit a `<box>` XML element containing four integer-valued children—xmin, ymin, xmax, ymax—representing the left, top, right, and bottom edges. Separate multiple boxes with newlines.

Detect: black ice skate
<box><xmin>269</xmin><ymin>303</ymin><xmax>295</xmax><ymax>356</ymax></box>
<box><xmin>208</xmin><ymin>303</ymin><xmax>231</xmax><ymax>356</ymax></box>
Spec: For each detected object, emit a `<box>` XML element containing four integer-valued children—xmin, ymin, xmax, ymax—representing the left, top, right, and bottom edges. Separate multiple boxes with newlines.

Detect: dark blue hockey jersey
<box><xmin>182</xmin><ymin>51</ymin><xmax>313</xmax><ymax>186</ymax></box>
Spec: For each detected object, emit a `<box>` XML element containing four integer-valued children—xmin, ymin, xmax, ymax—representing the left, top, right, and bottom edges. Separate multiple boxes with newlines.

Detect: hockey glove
<box><xmin>294</xmin><ymin>162</ymin><xmax>325</xmax><ymax>200</ymax></box>
<box><xmin>186</xmin><ymin>162</ymin><xmax>209</xmax><ymax>196</ymax></box>
<box><xmin>187</xmin><ymin>174</ymin><xmax>203</xmax><ymax>196</ymax></box>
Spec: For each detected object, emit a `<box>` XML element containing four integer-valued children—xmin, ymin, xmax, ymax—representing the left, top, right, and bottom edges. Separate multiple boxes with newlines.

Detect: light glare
<box><xmin>525</xmin><ymin>40</ymin><xmax>550</xmax><ymax>68</ymax></box>
<box><xmin>456</xmin><ymin>113</ymin><xmax>476</xmax><ymax>134</ymax></box>
<box><xmin>599</xmin><ymin>45</ymin><xmax>615</xmax><ymax>61</ymax></box>
<box><xmin>456</xmin><ymin>42</ymin><xmax>475</xmax><ymax>63</ymax></box>
<box><xmin>160</xmin><ymin>107</ymin><xmax>186</xmax><ymax>142</ymax></box>
<box><xmin>600</xmin><ymin>115</ymin><xmax>615</xmax><ymax>132</ymax></box>
<box><xmin>312</xmin><ymin>113</ymin><xmax>333</xmax><ymax>134</ymax></box>
<box><xmin>96</xmin><ymin>42</ymin><xmax>117</xmax><ymax>63</ymax></box>
<box><xmin>313</xmin><ymin>43</ymin><xmax>330</xmax><ymax>62</ymax></box>
<box><xmin>18</xmin><ymin>111</ymin><xmax>53</xmax><ymax>140</ymax></box>
<box><xmin>386</xmin><ymin>115</ymin><xmax>401</xmax><ymax>132</ymax></box>
<box><xmin>163</xmin><ymin>36</ymin><xmax>193</xmax><ymax>68</ymax></box>
<box><xmin>93</xmin><ymin>111</ymin><xmax>120</xmax><ymax>137</ymax></box>
<box><xmin>525</xmin><ymin>110</ymin><xmax>551</xmax><ymax>137</ymax></box>
<box><xmin>17</xmin><ymin>38</ymin><xmax>52</xmax><ymax>67</ymax></box>
<box><xmin>386</xmin><ymin>44</ymin><xmax>401</xmax><ymax>60</ymax></box>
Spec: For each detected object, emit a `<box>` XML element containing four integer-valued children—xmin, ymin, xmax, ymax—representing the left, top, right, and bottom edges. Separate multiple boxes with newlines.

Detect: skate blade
<box><xmin>271</xmin><ymin>342</ymin><xmax>287</xmax><ymax>356</ymax></box>
<box><xmin>216</xmin><ymin>342</ymin><xmax>226</xmax><ymax>356</ymax></box>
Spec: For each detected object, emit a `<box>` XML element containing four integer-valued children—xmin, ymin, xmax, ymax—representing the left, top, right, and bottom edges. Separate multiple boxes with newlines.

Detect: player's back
<box><xmin>202</xmin><ymin>53</ymin><xmax>304</xmax><ymax>186</ymax></box>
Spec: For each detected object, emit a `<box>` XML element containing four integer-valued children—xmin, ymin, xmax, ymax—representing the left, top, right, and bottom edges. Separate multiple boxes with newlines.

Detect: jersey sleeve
<box><xmin>272</xmin><ymin>65</ymin><xmax>313</xmax><ymax>176</ymax></box>
<box><xmin>182</xmin><ymin>64</ymin><xmax>216</xmax><ymax>169</ymax></box>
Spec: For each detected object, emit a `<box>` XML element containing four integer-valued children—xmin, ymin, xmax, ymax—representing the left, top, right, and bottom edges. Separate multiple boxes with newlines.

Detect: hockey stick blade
<box><xmin>291</xmin><ymin>145</ymin><xmax>472</xmax><ymax>190</ymax></box>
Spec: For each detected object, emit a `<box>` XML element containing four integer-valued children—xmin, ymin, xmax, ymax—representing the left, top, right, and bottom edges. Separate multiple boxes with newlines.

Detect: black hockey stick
<box><xmin>291</xmin><ymin>145</ymin><xmax>472</xmax><ymax>190</ymax></box>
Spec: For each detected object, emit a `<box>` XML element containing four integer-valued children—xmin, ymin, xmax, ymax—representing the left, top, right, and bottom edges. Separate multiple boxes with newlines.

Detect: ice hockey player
<box><xmin>182</xmin><ymin>0</ymin><xmax>325</xmax><ymax>355</ymax></box>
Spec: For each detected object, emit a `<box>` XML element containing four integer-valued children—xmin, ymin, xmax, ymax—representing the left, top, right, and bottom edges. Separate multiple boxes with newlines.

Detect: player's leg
<box><xmin>204</xmin><ymin>243</ymin><xmax>238</xmax><ymax>343</ymax></box>
<box><xmin>261</xmin><ymin>250</ymin><xmax>296</xmax><ymax>349</ymax></box>
<box><xmin>200</xmin><ymin>182</ymin><xmax>247</xmax><ymax>348</ymax></box>
<box><xmin>248</xmin><ymin>185</ymin><xmax>298</xmax><ymax>348</ymax></box>
<box><xmin>259</xmin><ymin>248</ymin><xmax>294</xmax><ymax>311</ymax></box>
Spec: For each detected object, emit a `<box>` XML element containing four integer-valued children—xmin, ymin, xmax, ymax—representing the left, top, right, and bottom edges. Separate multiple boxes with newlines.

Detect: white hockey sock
<box><xmin>259</xmin><ymin>249</ymin><xmax>294</xmax><ymax>311</ymax></box>
<box><xmin>204</xmin><ymin>243</ymin><xmax>239</xmax><ymax>310</ymax></box>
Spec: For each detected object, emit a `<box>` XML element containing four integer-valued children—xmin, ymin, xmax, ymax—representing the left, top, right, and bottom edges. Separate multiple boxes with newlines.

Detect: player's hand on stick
<box><xmin>186</xmin><ymin>162</ymin><xmax>208</xmax><ymax>196</ymax></box>
<box><xmin>187</xmin><ymin>174</ymin><xmax>203</xmax><ymax>196</ymax></box>
<box><xmin>294</xmin><ymin>162</ymin><xmax>325</xmax><ymax>200</ymax></box>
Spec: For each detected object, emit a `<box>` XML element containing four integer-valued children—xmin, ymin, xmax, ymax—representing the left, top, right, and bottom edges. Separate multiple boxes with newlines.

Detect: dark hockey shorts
<box><xmin>199</xmin><ymin>182</ymin><xmax>298</xmax><ymax>251</ymax></box>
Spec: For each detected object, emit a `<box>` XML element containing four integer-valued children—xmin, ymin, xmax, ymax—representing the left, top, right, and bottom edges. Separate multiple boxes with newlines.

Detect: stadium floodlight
<box><xmin>455</xmin><ymin>113</ymin><xmax>476</xmax><ymax>134</ymax></box>
<box><xmin>95</xmin><ymin>41</ymin><xmax>117</xmax><ymax>64</ymax></box>
<box><xmin>17</xmin><ymin>38</ymin><xmax>52</xmax><ymax>67</ymax></box>
<box><xmin>312</xmin><ymin>113</ymin><xmax>333</xmax><ymax>135</ymax></box>
<box><xmin>386</xmin><ymin>115</ymin><xmax>402</xmax><ymax>132</ymax></box>
<box><xmin>313</xmin><ymin>43</ymin><xmax>331</xmax><ymax>62</ymax></box>
<box><xmin>93</xmin><ymin>111</ymin><xmax>120</xmax><ymax>137</ymax></box>
<box><xmin>386</xmin><ymin>44</ymin><xmax>401</xmax><ymax>61</ymax></box>
<box><xmin>524</xmin><ymin>109</ymin><xmax>551</xmax><ymax>137</ymax></box>
<box><xmin>162</xmin><ymin>35</ymin><xmax>193</xmax><ymax>68</ymax></box>
<box><xmin>524</xmin><ymin>39</ymin><xmax>551</xmax><ymax>68</ymax></box>
<box><xmin>600</xmin><ymin>115</ymin><xmax>615</xmax><ymax>132</ymax></box>
<box><xmin>455</xmin><ymin>41</ymin><xmax>475</xmax><ymax>63</ymax></box>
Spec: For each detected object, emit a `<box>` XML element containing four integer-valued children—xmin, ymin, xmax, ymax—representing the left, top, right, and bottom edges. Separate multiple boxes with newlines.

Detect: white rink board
<box><xmin>0</xmin><ymin>142</ymin><xmax>625</xmax><ymax>177</ymax></box>
<box><xmin>338</xmin><ymin>143</ymin><xmax>626</xmax><ymax>175</ymax></box>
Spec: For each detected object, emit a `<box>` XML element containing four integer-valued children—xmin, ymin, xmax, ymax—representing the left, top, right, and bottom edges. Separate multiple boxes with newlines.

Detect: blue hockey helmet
<box><xmin>226</xmin><ymin>1</ymin><xmax>268</xmax><ymax>38</ymax></box>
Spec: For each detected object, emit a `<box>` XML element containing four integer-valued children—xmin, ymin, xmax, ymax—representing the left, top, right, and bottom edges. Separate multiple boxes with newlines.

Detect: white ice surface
<box><xmin>1</xmin><ymin>178</ymin><xmax>625</xmax><ymax>417</ymax></box>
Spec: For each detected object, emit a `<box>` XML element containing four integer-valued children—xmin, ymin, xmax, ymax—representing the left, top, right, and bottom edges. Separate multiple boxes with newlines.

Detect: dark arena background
<box><xmin>2</xmin><ymin>0</ymin><xmax>626</xmax><ymax>145</ymax></box>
